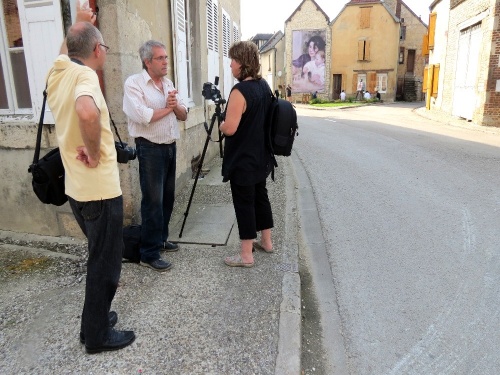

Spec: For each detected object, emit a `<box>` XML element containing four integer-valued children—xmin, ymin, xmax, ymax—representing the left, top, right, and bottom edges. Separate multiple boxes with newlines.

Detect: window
<box><xmin>399</xmin><ymin>47</ymin><xmax>405</xmax><ymax>64</ymax></box>
<box><xmin>1</xmin><ymin>0</ymin><xmax>31</xmax><ymax>112</ymax></box>
<box><xmin>360</xmin><ymin>7</ymin><xmax>371</xmax><ymax>29</ymax></box>
<box><xmin>1</xmin><ymin>0</ymin><xmax>64</xmax><ymax>122</ymax></box>
<box><xmin>400</xmin><ymin>25</ymin><xmax>406</xmax><ymax>40</ymax></box>
<box><xmin>376</xmin><ymin>73</ymin><xmax>387</xmax><ymax>93</ymax></box>
<box><xmin>357</xmin><ymin>40</ymin><xmax>370</xmax><ymax>61</ymax></box>
<box><xmin>222</xmin><ymin>8</ymin><xmax>232</xmax><ymax>99</ymax></box>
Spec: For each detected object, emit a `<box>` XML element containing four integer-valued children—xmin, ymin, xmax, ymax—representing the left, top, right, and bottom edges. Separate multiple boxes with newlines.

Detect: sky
<box><xmin>240</xmin><ymin>0</ymin><xmax>433</xmax><ymax>40</ymax></box>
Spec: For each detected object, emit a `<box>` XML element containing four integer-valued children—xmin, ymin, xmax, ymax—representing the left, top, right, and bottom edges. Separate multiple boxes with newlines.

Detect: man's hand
<box><xmin>76</xmin><ymin>0</ymin><xmax>97</xmax><ymax>24</ymax></box>
<box><xmin>166</xmin><ymin>90</ymin><xmax>178</xmax><ymax>108</ymax></box>
<box><xmin>76</xmin><ymin>146</ymin><xmax>99</xmax><ymax>168</ymax></box>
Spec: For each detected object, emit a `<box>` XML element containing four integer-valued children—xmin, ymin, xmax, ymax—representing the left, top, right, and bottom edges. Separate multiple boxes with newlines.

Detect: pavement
<box><xmin>0</xmin><ymin>154</ymin><xmax>301</xmax><ymax>374</ymax></box>
<box><xmin>1</xmin><ymin>101</ymin><xmax>496</xmax><ymax>374</ymax></box>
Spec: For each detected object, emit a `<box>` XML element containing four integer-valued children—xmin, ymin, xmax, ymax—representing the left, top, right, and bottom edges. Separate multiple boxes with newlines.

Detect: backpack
<box><xmin>266</xmin><ymin>91</ymin><xmax>299</xmax><ymax>157</ymax></box>
<box><xmin>123</xmin><ymin>225</ymin><xmax>141</xmax><ymax>263</ymax></box>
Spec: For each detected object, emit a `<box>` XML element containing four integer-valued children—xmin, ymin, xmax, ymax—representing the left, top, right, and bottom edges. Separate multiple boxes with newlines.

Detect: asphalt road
<box><xmin>294</xmin><ymin>103</ymin><xmax>500</xmax><ymax>375</ymax></box>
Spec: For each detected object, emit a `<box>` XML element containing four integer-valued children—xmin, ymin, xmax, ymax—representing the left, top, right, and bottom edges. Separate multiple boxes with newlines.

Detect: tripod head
<box><xmin>202</xmin><ymin>76</ymin><xmax>226</xmax><ymax>107</ymax></box>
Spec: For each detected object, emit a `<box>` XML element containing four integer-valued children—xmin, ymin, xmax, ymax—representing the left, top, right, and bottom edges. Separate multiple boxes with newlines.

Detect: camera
<box><xmin>202</xmin><ymin>76</ymin><xmax>223</xmax><ymax>103</ymax></box>
<box><xmin>115</xmin><ymin>141</ymin><xmax>137</xmax><ymax>164</ymax></box>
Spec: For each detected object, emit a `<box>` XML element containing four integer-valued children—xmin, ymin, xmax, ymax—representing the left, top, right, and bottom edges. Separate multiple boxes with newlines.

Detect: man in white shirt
<box><xmin>123</xmin><ymin>40</ymin><xmax>187</xmax><ymax>272</ymax></box>
<box><xmin>356</xmin><ymin>79</ymin><xmax>365</xmax><ymax>100</ymax></box>
<box><xmin>364</xmin><ymin>91</ymin><xmax>371</xmax><ymax>100</ymax></box>
<box><xmin>340</xmin><ymin>90</ymin><xmax>346</xmax><ymax>101</ymax></box>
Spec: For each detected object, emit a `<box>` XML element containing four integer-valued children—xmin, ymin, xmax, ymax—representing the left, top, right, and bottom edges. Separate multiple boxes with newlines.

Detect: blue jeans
<box><xmin>135</xmin><ymin>138</ymin><xmax>176</xmax><ymax>262</ymax></box>
<box><xmin>68</xmin><ymin>195</ymin><xmax>123</xmax><ymax>346</ymax></box>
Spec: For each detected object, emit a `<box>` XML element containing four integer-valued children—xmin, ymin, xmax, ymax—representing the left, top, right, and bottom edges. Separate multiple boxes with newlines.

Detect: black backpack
<box><xmin>266</xmin><ymin>90</ymin><xmax>298</xmax><ymax>158</ymax></box>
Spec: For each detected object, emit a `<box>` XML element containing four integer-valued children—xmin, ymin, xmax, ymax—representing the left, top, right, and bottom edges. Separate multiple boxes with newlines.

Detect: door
<box><xmin>332</xmin><ymin>74</ymin><xmax>342</xmax><ymax>100</ymax></box>
<box><xmin>452</xmin><ymin>23</ymin><xmax>481</xmax><ymax>120</ymax></box>
<box><xmin>407</xmin><ymin>49</ymin><xmax>415</xmax><ymax>74</ymax></box>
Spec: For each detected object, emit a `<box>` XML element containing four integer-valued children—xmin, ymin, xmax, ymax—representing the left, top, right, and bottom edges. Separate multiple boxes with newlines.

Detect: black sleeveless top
<box><xmin>222</xmin><ymin>79</ymin><xmax>272</xmax><ymax>185</ymax></box>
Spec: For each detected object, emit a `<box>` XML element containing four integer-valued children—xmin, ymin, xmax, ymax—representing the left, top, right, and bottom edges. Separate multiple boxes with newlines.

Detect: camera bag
<box><xmin>123</xmin><ymin>224</ymin><xmax>141</xmax><ymax>263</ymax></box>
<box><xmin>28</xmin><ymin>87</ymin><xmax>68</xmax><ymax>206</ymax></box>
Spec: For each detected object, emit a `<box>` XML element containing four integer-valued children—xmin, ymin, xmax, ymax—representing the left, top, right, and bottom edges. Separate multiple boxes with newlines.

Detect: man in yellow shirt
<box><xmin>47</xmin><ymin>18</ymin><xmax>135</xmax><ymax>353</ymax></box>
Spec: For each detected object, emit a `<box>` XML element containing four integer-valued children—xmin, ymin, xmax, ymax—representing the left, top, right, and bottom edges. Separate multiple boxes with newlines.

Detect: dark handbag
<box><xmin>28</xmin><ymin>88</ymin><xmax>68</xmax><ymax>206</ymax></box>
<box><xmin>123</xmin><ymin>225</ymin><xmax>141</xmax><ymax>263</ymax></box>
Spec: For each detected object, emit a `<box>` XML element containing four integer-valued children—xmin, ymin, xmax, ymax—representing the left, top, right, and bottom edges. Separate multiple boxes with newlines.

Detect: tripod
<box><xmin>179</xmin><ymin>98</ymin><xmax>226</xmax><ymax>237</ymax></box>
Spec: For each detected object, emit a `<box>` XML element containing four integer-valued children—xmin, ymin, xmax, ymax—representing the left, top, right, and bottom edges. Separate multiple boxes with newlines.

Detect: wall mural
<box><xmin>291</xmin><ymin>29</ymin><xmax>326</xmax><ymax>94</ymax></box>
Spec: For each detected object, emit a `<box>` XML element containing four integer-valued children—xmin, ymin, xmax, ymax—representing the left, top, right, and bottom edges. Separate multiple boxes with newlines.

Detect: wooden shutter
<box><xmin>222</xmin><ymin>9</ymin><xmax>232</xmax><ymax>100</ymax></box>
<box><xmin>357</xmin><ymin>41</ymin><xmax>364</xmax><ymax>60</ymax></box>
<box><xmin>368</xmin><ymin>72</ymin><xmax>376</xmax><ymax>92</ymax></box>
<box><xmin>423</xmin><ymin>66</ymin><xmax>429</xmax><ymax>92</ymax></box>
<box><xmin>428</xmin><ymin>13</ymin><xmax>437</xmax><ymax>50</ymax></box>
<box><xmin>422</xmin><ymin>34</ymin><xmax>429</xmax><ymax>56</ymax></box>
<box><xmin>17</xmin><ymin>0</ymin><xmax>64</xmax><ymax>123</ymax></box>
<box><xmin>360</xmin><ymin>7</ymin><xmax>371</xmax><ymax>29</ymax></box>
<box><xmin>365</xmin><ymin>41</ymin><xmax>370</xmax><ymax>61</ymax></box>
<box><xmin>432</xmin><ymin>64</ymin><xmax>440</xmax><ymax>98</ymax></box>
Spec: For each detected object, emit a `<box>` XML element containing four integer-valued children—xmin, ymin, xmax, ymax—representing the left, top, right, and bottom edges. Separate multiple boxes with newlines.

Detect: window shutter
<box><xmin>365</xmin><ymin>40</ymin><xmax>370</xmax><ymax>61</ymax></box>
<box><xmin>17</xmin><ymin>0</ymin><xmax>64</xmax><ymax>123</ymax></box>
<box><xmin>222</xmin><ymin>9</ymin><xmax>232</xmax><ymax>100</ymax></box>
<box><xmin>357</xmin><ymin>41</ymin><xmax>364</xmax><ymax>60</ymax></box>
<box><xmin>172</xmin><ymin>0</ymin><xmax>190</xmax><ymax>106</ymax></box>
<box><xmin>368</xmin><ymin>72</ymin><xmax>376</xmax><ymax>92</ymax></box>
<box><xmin>206</xmin><ymin>0</ymin><xmax>220</xmax><ymax>83</ymax></box>
<box><xmin>428</xmin><ymin>13</ymin><xmax>437</xmax><ymax>50</ymax></box>
<box><xmin>360</xmin><ymin>7</ymin><xmax>371</xmax><ymax>29</ymax></box>
<box><xmin>233</xmin><ymin>22</ymin><xmax>239</xmax><ymax>43</ymax></box>
<box><xmin>432</xmin><ymin>64</ymin><xmax>440</xmax><ymax>98</ymax></box>
<box><xmin>352</xmin><ymin>73</ymin><xmax>358</xmax><ymax>93</ymax></box>
<box><xmin>423</xmin><ymin>66</ymin><xmax>429</xmax><ymax>92</ymax></box>
<box><xmin>422</xmin><ymin>34</ymin><xmax>429</xmax><ymax>56</ymax></box>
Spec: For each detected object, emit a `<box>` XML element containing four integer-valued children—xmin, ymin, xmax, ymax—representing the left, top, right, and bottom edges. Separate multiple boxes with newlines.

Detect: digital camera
<box><xmin>115</xmin><ymin>141</ymin><xmax>137</xmax><ymax>164</ymax></box>
<box><xmin>202</xmin><ymin>76</ymin><xmax>223</xmax><ymax>103</ymax></box>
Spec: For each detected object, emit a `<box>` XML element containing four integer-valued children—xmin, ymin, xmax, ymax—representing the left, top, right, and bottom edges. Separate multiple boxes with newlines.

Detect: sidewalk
<box><xmin>0</xmin><ymin>156</ymin><xmax>301</xmax><ymax>374</ymax></box>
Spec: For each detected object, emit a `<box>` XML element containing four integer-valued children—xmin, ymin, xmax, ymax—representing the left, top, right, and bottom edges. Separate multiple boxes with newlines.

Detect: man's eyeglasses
<box><xmin>152</xmin><ymin>56</ymin><xmax>168</xmax><ymax>62</ymax></box>
<box><xmin>94</xmin><ymin>43</ymin><xmax>110</xmax><ymax>52</ymax></box>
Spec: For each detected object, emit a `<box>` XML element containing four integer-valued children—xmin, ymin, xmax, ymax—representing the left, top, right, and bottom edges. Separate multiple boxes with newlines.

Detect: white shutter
<box><xmin>172</xmin><ymin>0</ymin><xmax>192</xmax><ymax>107</ymax></box>
<box><xmin>206</xmin><ymin>0</ymin><xmax>219</xmax><ymax>83</ymax></box>
<box><xmin>222</xmin><ymin>9</ymin><xmax>232</xmax><ymax>100</ymax></box>
<box><xmin>17</xmin><ymin>0</ymin><xmax>64</xmax><ymax>123</ymax></box>
<box><xmin>233</xmin><ymin>22</ymin><xmax>239</xmax><ymax>43</ymax></box>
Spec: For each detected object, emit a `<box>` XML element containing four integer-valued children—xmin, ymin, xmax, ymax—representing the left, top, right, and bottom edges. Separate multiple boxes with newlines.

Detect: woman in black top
<box><xmin>220</xmin><ymin>41</ymin><xmax>274</xmax><ymax>268</ymax></box>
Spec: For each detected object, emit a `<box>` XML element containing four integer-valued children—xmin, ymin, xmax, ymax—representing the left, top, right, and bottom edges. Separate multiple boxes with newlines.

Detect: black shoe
<box><xmin>80</xmin><ymin>311</ymin><xmax>118</xmax><ymax>344</ymax></box>
<box><xmin>85</xmin><ymin>329</ymin><xmax>135</xmax><ymax>354</ymax></box>
<box><xmin>162</xmin><ymin>241</ymin><xmax>179</xmax><ymax>252</ymax></box>
<box><xmin>140</xmin><ymin>259</ymin><xmax>173</xmax><ymax>272</ymax></box>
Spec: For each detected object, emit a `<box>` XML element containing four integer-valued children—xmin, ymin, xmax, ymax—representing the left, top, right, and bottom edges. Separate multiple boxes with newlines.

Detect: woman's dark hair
<box><xmin>229</xmin><ymin>41</ymin><xmax>261</xmax><ymax>81</ymax></box>
<box><xmin>306</xmin><ymin>35</ymin><xmax>326</xmax><ymax>52</ymax></box>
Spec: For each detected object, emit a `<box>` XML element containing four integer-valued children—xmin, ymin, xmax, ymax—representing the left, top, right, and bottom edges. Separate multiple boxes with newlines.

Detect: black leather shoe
<box><xmin>162</xmin><ymin>241</ymin><xmax>179</xmax><ymax>252</ymax></box>
<box><xmin>85</xmin><ymin>329</ymin><xmax>135</xmax><ymax>354</ymax></box>
<box><xmin>79</xmin><ymin>311</ymin><xmax>118</xmax><ymax>344</ymax></box>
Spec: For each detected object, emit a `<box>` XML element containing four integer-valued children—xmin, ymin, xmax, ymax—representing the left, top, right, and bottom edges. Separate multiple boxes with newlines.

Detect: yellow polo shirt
<box><xmin>47</xmin><ymin>55</ymin><xmax>121</xmax><ymax>201</ymax></box>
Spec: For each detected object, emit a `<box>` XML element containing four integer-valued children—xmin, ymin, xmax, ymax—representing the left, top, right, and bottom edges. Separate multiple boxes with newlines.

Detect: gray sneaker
<box><xmin>140</xmin><ymin>259</ymin><xmax>173</xmax><ymax>272</ymax></box>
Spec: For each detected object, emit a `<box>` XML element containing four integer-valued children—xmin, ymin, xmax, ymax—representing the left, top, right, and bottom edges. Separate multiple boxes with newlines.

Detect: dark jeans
<box><xmin>230</xmin><ymin>179</ymin><xmax>274</xmax><ymax>240</ymax></box>
<box><xmin>68</xmin><ymin>195</ymin><xmax>123</xmax><ymax>346</ymax></box>
<box><xmin>135</xmin><ymin>137</ymin><xmax>176</xmax><ymax>262</ymax></box>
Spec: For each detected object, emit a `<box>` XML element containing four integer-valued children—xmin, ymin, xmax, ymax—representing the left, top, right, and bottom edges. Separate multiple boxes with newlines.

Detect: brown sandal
<box><xmin>224</xmin><ymin>254</ymin><xmax>254</xmax><ymax>268</ymax></box>
<box><xmin>252</xmin><ymin>241</ymin><xmax>273</xmax><ymax>253</ymax></box>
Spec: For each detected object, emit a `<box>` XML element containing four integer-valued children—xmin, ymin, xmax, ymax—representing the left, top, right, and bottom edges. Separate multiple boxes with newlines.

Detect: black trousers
<box><xmin>230</xmin><ymin>179</ymin><xmax>274</xmax><ymax>240</ymax></box>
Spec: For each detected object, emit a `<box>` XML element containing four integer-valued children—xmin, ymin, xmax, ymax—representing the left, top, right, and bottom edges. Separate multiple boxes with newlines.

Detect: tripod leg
<box><xmin>179</xmin><ymin>112</ymin><xmax>217</xmax><ymax>238</ymax></box>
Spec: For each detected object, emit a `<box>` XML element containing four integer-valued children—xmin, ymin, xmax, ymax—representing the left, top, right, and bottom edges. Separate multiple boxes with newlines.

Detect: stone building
<box><xmin>0</xmin><ymin>0</ymin><xmax>241</xmax><ymax>237</ymax></box>
<box><xmin>258</xmin><ymin>31</ymin><xmax>286</xmax><ymax>97</ymax></box>
<box><xmin>284</xmin><ymin>0</ymin><xmax>331</xmax><ymax>102</ymax></box>
<box><xmin>424</xmin><ymin>0</ymin><xmax>500</xmax><ymax>126</ymax></box>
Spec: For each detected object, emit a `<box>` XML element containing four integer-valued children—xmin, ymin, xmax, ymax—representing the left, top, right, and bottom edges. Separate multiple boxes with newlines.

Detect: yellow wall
<box><xmin>330</xmin><ymin>3</ymin><xmax>400</xmax><ymax>100</ymax></box>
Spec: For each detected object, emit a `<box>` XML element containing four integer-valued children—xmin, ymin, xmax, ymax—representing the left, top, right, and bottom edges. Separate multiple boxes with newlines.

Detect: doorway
<box><xmin>332</xmin><ymin>74</ymin><xmax>342</xmax><ymax>100</ymax></box>
<box><xmin>407</xmin><ymin>49</ymin><xmax>415</xmax><ymax>73</ymax></box>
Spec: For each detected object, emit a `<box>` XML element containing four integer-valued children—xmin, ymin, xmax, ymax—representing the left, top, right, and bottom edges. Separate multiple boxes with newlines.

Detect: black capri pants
<box><xmin>230</xmin><ymin>179</ymin><xmax>274</xmax><ymax>240</ymax></box>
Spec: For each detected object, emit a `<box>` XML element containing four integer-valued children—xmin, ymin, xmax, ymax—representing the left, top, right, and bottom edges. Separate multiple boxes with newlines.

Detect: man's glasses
<box><xmin>94</xmin><ymin>43</ymin><xmax>110</xmax><ymax>52</ymax></box>
<box><xmin>152</xmin><ymin>56</ymin><xmax>168</xmax><ymax>62</ymax></box>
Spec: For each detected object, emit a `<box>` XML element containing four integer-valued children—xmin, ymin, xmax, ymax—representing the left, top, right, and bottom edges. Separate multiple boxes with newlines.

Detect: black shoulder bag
<box><xmin>28</xmin><ymin>87</ymin><xmax>68</xmax><ymax>206</ymax></box>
